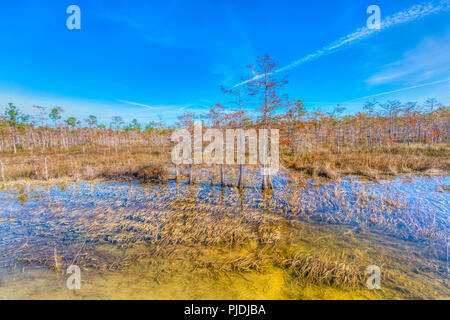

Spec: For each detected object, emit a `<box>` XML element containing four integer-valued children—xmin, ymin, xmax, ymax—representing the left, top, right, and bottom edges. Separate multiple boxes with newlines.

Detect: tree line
<box><xmin>1</xmin><ymin>55</ymin><xmax>449</xmax><ymax>157</ymax></box>
<box><xmin>0</xmin><ymin>104</ymin><xmax>168</xmax><ymax>153</ymax></box>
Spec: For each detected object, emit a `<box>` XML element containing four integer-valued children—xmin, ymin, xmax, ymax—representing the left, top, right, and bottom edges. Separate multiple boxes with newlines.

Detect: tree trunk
<box><xmin>238</xmin><ymin>163</ymin><xmax>244</xmax><ymax>188</ymax></box>
<box><xmin>220</xmin><ymin>163</ymin><xmax>224</xmax><ymax>187</ymax></box>
<box><xmin>44</xmin><ymin>157</ymin><xmax>49</xmax><ymax>181</ymax></box>
<box><xmin>0</xmin><ymin>159</ymin><xmax>5</xmax><ymax>181</ymax></box>
<box><xmin>11</xmin><ymin>127</ymin><xmax>17</xmax><ymax>154</ymax></box>
<box><xmin>188</xmin><ymin>164</ymin><xmax>194</xmax><ymax>184</ymax></box>
<box><xmin>238</xmin><ymin>129</ymin><xmax>244</xmax><ymax>188</ymax></box>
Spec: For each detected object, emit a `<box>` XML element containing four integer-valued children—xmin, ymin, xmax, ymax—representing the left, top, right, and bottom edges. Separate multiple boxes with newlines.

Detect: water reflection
<box><xmin>0</xmin><ymin>171</ymin><xmax>448</xmax><ymax>299</ymax></box>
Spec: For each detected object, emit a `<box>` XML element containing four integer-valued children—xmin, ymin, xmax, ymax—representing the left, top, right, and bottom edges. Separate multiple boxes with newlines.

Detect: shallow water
<box><xmin>0</xmin><ymin>171</ymin><xmax>448</xmax><ymax>299</ymax></box>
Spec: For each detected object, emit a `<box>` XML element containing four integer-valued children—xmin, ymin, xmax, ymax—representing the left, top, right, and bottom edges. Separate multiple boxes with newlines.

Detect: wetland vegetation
<box><xmin>0</xmin><ymin>171</ymin><xmax>448</xmax><ymax>299</ymax></box>
<box><xmin>0</xmin><ymin>56</ymin><xmax>449</xmax><ymax>300</ymax></box>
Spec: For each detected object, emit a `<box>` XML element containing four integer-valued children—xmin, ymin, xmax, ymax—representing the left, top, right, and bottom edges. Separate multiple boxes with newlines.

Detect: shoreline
<box><xmin>1</xmin><ymin>167</ymin><xmax>448</xmax><ymax>188</ymax></box>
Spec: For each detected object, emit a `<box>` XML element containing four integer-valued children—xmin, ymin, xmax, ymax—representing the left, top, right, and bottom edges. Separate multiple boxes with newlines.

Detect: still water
<box><xmin>0</xmin><ymin>171</ymin><xmax>448</xmax><ymax>299</ymax></box>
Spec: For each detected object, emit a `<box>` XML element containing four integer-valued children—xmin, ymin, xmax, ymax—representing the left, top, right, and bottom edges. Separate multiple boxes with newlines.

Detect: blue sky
<box><xmin>0</xmin><ymin>0</ymin><xmax>449</xmax><ymax>126</ymax></box>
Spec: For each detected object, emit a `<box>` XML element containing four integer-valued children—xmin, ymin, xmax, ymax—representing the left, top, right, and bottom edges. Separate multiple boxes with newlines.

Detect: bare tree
<box><xmin>247</xmin><ymin>55</ymin><xmax>288</xmax><ymax>189</ymax></box>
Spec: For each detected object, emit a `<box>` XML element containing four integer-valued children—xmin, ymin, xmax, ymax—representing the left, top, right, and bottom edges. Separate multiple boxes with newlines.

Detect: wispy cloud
<box><xmin>366</xmin><ymin>32</ymin><xmax>450</xmax><ymax>86</ymax></box>
<box><xmin>235</xmin><ymin>0</ymin><xmax>450</xmax><ymax>87</ymax></box>
<box><xmin>117</xmin><ymin>99</ymin><xmax>196</xmax><ymax>111</ymax></box>
<box><xmin>347</xmin><ymin>77</ymin><xmax>450</xmax><ymax>101</ymax></box>
<box><xmin>117</xmin><ymin>99</ymin><xmax>162</xmax><ymax>110</ymax></box>
<box><xmin>117</xmin><ymin>99</ymin><xmax>213</xmax><ymax>115</ymax></box>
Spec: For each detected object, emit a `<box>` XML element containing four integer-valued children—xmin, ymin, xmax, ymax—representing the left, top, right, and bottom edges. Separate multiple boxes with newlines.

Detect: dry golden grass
<box><xmin>2</xmin><ymin>143</ymin><xmax>448</xmax><ymax>183</ymax></box>
<box><xmin>0</xmin><ymin>145</ymin><xmax>172</xmax><ymax>182</ymax></box>
<box><xmin>284</xmin><ymin>144</ymin><xmax>450</xmax><ymax>179</ymax></box>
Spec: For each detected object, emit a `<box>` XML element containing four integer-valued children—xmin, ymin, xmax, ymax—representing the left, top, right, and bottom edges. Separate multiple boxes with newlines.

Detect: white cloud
<box><xmin>235</xmin><ymin>0</ymin><xmax>450</xmax><ymax>87</ymax></box>
<box><xmin>351</xmin><ymin>78</ymin><xmax>450</xmax><ymax>101</ymax></box>
<box><xmin>0</xmin><ymin>92</ymin><xmax>118</xmax><ymax>124</ymax></box>
<box><xmin>117</xmin><ymin>99</ymin><xmax>185</xmax><ymax>110</ymax></box>
<box><xmin>366</xmin><ymin>32</ymin><xmax>450</xmax><ymax>86</ymax></box>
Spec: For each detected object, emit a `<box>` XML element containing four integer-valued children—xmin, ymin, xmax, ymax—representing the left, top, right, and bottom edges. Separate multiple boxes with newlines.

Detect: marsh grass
<box><xmin>1</xmin><ymin>144</ymin><xmax>448</xmax><ymax>185</ymax></box>
<box><xmin>0</xmin><ymin>170</ymin><xmax>448</xmax><ymax>299</ymax></box>
<box><xmin>284</xmin><ymin>144</ymin><xmax>450</xmax><ymax>180</ymax></box>
<box><xmin>0</xmin><ymin>146</ymin><xmax>171</xmax><ymax>182</ymax></box>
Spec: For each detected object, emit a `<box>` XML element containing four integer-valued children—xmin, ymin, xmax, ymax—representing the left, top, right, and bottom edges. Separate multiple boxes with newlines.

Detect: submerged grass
<box><xmin>0</xmin><ymin>172</ymin><xmax>448</xmax><ymax>299</ymax></box>
<box><xmin>1</xmin><ymin>219</ymin><xmax>446</xmax><ymax>299</ymax></box>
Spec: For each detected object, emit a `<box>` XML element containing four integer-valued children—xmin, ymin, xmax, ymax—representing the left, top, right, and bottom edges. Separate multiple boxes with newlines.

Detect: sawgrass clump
<box><xmin>285</xmin><ymin>144</ymin><xmax>449</xmax><ymax>179</ymax></box>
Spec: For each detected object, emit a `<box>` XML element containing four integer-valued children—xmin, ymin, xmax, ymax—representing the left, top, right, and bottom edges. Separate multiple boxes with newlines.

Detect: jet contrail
<box><xmin>345</xmin><ymin>77</ymin><xmax>450</xmax><ymax>101</ymax></box>
<box><xmin>117</xmin><ymin>99</ymin><xmax>158</xmax><ymax>109</ymax></box>
<box><xmin>235</xmin><ymin>0</ymin><xmax>450</xmax><ymax>87</ymax></box>
<box><xmin>118</xmin><ymin>99</ymin><xmax>202</xmax><ymax>112</ymax></box>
